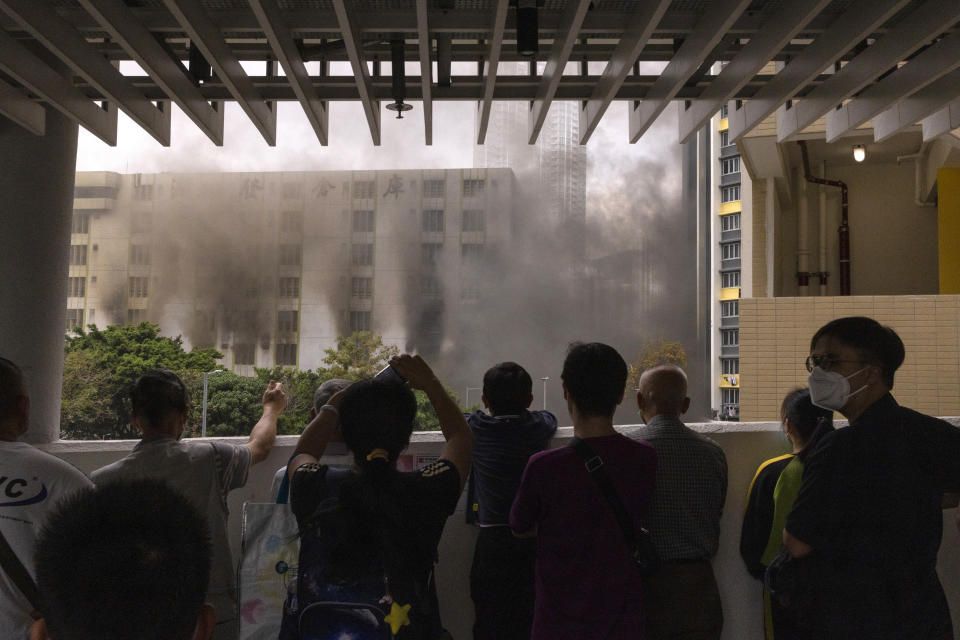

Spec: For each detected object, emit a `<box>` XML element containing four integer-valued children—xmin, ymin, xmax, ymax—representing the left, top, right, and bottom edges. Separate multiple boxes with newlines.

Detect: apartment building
<box><xmin>67</xmin><ymin>169</ymin><xmax>516</xmax><ymax>373</ymax></box>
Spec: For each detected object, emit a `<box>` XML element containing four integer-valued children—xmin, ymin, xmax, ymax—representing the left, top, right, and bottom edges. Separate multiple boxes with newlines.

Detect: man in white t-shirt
<box><xmin>0</xmin><ymin>357</ymin><xmax>92</xmax><ymax>639</ymax></box>
<box><xmin>92</xmin><ymin>369</ymin><xmax>285</xmax><ymax>640</ymax></box>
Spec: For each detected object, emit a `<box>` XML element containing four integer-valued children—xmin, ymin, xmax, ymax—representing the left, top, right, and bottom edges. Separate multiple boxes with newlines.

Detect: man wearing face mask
<box><xmin>783</xmin><ymin>316</ymin><xmax>960</xmax><ymax>640</ymax></box>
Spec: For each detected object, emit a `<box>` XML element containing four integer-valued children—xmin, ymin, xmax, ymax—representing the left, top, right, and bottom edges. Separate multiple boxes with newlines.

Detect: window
<box><xmin>461</xmin><ymin>243</ymin><xmax>484</xmax><ymax>262</ymax></box>
<box><xmin>721</xmin><ymin>157</ymin><xmax>740</xmax><ymax>175</ymax></box>
<box><xmin>275</xmin><ymin>343</ymin><xmax>298</xmax><ymax>366</ymax></box>
<box><xmin>126</xmin><ymin>308</ymin><xmax>147</xmax><ymax>325</ymax></box>
<box><xmin>420</xmin><ymin>274</ymin><xmax>442</xmax><ymax>297</ymax></box>
<box><xmin>282</xmin><ymin>182</ymin><xmax>302</xmax><ymax>199</ymax></box>
<box><xmin>69</xmin><ymin>245</ymin><xmax>87</xmax><ymax>266</ymax></box>
<box><xmin>721</xmin><ymin>301</ymin><xmax>739</xmax><ymax>318</ymax></box>
<box><xmin>130</xmin><ymin>244</ymin><xmax>150</xmax><ymax>265</ymax></box>
<box><xmin>422</xmin><ymin>209</ymin><xmax>444</xmax><ymax>232</ymax></box>
<box><xmin>352</xmin><ymin>210</ymin><xmax>375</xmax><ymax>232</ymax></box>
<box><xmin>71</xmin><ymin>215</ymin><xmax>89</xmax><ymax>234</ymax></box>
<box><xmin>422</xmin><ymin>243</ymin><xmax>443</xmax><ymax>266</ymax></box>
<box><xmin>277</xmin><ymin>310</ymin><xmax>299</xmax><ymax>333</ymax></box>
<box><xmin>67</xmin><ymin>277</ymin><xmax>86</xmax><ymax>298</ymax></box>
<box><xmin>423</xmin><ymin>179</ymin><xmax>445</xmax><ymax>198</ymax></box>
<box><xmin>351</xmin><ymin>243</ymin><xmax>374</xmax><ymax>266</ymax></box>
<box><xmin>350</xmin><ymin>310</ymin><xmax>371</xmax><ymax>332</ymax></box>
<box><xmin>720</xmin><ymin>130</ymin><xmax>729</xmax><ymax>147</ymax></box>
<box><xmin>280</xmin><ymin>210</ymin><xmax>303</xmax><ymax>232</ymax></box>
<box><xmin>65</xmin><ymin>309</ymin><xmax>83</xmax><ymax>332</ymax></box>
<box><xmin>720</xmin><ymin>104</ymin><xmax>728</xmax><ymax>118</ymax></box>
<box><xmin>721</xmin><ymin>185</ymin><xmax>740</xmax><ymax>203</ymax></box>
<box><xmin>721</xmin><ymin>213</ymin><xmax>741</xmax><ymax>232</ymax></box>
<box><xmin>353</xmin><ymin>180</ymin><xmax>375</xmax><ymax>199</ymax></box>
<box><xmin>721</xmin><ymin>271</ymin><xmax>741</xmax><ymax>288</ymax></box>
<box><xmin>721</xmin><ymin>328</ymin><xmax>739</xmax><ymax>346</ymax></box>
<box><xmin>721</xmin><ymin>388</ymin><xmax>740</xmax><ymax>406</ymax></box>
<box><xmin>279</xmin><ymin>244</ymin><xmax>302</xmax><ymax>266</ymax></box>
<box><xmin>721</xmin><ymin>242</ymin><xmax>741</xmax><ymax>260</ymax></box>
<box><xmin>234</xmin><ymin>343</ymin><xmax>255</xmax><ymax>365</ymax></box>
<box><xmin>279</xmin><ymin>277</ymin><xmax>300</xmax><ymax>298</ymax></box>
<box><xmin>134</xmin><ymin>184</ymin><xmax>154</xmax><ymax>201</ymax></box>
<box><xmin>722</xmin><ymin>358</ymin><xmax>739</xmax><ymax>374</ymax></box>
<box><xmin>462</xmin><ymin>209</ymin><xmax>485</xmax><ymax>232</ymax></box>
<box><xmin>462</xmin><ymin>179</ymin><xmax>485</xmax><ymax>197</ymax></box>
<box><xmin>352</xmin><ymin>277</ymin><xmax>372</xmax><ymax>299</ymax></box>
<box><xmin>128</xmin><ymin>277</ymin><xmax>149</xmax><ymax>298</ymax></box>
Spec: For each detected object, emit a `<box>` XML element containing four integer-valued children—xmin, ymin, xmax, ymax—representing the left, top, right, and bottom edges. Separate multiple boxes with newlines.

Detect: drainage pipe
<box><xmin>797</xmin><ymin>168</ymin><xmax>810</xmax><ymax>296</ymax></box>
<box><xmin>897</xmin><ymin>142</ymin><xmax>936</xmax><ymax>207</ymax></box>
<box><xmin>799</xmin><ymin>140</ymin><xmax>850</xmax><ymax>295</ymax></box>
<box><xmin>818</xmin><ymin>161</ymin><xmax>828</xmax><ymax>295</ymax></box>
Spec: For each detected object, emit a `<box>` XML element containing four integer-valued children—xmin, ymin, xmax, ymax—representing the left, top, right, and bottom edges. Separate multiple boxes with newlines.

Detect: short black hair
<box><xmin>561</xmin><ymin>342</ymin><xmax>627</xmax><ymax>418</ymax></box>
<box><xmin>313</xmin><ymin>378</ymin><xmax>353</xmax><ymax>412</ymax></box>
<box><xmin>810</xmin><ymin>316</ymin><xmax>905</xmax><ymax>388</ymax></box>
<box><xmin>482</xmin><ymin>362</ymin><xmax>532</xmax><ymax>415</ymax></box>
<box><xmin>780</xmin><ymin>387</ymin><xmax>833</xmax><ymax>446</ymax></box>
<box><xmin>0</xmin><ymin>356</ymin><xmax>25</xmax><ymax>423</ymax></box>
<box><xmin>339</xmin><ymin>378</ymin><xmax>417</xmax><ymax>468</ymax></box>
<box><xmin>35</xmin><ymin>478</ymin><xmax>212</xmax><ymax>640</ymax></box>
<box><xmin>130</xmin><ymin>369</ymin><xmax>189</xmax><ymax>426</ymax></box>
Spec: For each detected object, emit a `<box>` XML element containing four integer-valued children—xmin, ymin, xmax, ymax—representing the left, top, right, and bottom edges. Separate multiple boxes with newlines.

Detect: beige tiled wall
<box><xmin>740</xmin><ymin>295</ymin><xmax>960</xmax><ymax>420</ymax></box>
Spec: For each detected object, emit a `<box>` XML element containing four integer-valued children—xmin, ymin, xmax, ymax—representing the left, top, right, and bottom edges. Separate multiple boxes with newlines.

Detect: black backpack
<box><xmin>279</xmin><ymin>466</ymin><xmax>442</xmax><ymax>640</ymax></box>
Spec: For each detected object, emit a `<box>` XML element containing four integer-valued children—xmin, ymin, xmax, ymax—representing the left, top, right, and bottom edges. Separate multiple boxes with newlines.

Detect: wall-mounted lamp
<box><xmin>516</xmin><ymin>0</ymin><xmax>539</xmax><ymax>57</ymax></box>
<box><xmin>852</xmin><ymin>144</ymin><xmax>866</xmax><ymax>163</ymax></box>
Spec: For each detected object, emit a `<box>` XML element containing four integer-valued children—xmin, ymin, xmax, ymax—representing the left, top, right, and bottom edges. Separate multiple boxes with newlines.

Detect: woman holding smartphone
<box><xmin>279</xmin><ymin>354</ymin><xmax>472</xmax><ymax>640</ymax></box>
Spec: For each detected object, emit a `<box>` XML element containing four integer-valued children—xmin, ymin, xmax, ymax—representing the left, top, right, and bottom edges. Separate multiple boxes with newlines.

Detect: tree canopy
<box><xmin>61</xmin><ymin>325</ymin><xmax>451</xmax><ymax>439</ymax></box>
<box><xmin>61</xmin><ymin>323</ymin><xmax>221</xmax><ymax>439</ymax></box>
<box><xmin>626</xmin><ymin>338</ymin><xmax>688</xmax><ymax>391</ymax></box>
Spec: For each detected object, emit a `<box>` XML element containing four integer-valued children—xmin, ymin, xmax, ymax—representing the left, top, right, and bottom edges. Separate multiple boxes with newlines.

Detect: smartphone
<box><xmin>375</xmin><ymin>364</ymin><xmax>405</xmax><ymax>384</ymax></box>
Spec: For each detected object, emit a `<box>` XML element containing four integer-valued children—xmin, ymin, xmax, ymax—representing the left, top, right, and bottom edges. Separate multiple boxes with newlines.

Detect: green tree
<box><xmin>627</xmin><ymin>338</ymin><xmax>688</xmax><ymax>391</ymax></box>
<box><xmin>61</xmin><ymin>323</ymin><xmax>221</xmax><ymax>439</ymax></box>
<box><xmin>60</xmin><ymin>350</ymin><xmax>115</xmax><ymax>439</ymax></box>
<box><xmin>322</xmin><ymin>331</ymin><xmax>399</xmax><ymax>379</ymax></box>
<box><xmin>413</xmin><ymin>386</ymin><xmax>463</xmax><ymax>432</ymax></box>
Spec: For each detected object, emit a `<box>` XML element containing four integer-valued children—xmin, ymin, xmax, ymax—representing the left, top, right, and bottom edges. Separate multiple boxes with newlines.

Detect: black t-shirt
<box><xmin>785</xmin><ymin>394</ymin><xmax>960</xmax><ymax>639</ymax></box>
<box><xmin>287</xmin><ymin>459</ymin><xmax>461</xmax><ymax>640</ymax></box>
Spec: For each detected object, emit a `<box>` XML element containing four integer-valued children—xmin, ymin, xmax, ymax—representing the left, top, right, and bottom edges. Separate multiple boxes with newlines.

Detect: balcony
<box><xmin>40</xmin><ymin>422</ymin><xmax>960</xmax><ymax>640</ymax></box>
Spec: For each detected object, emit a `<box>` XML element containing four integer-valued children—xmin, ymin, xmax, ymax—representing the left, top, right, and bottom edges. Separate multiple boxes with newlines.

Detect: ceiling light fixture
<box><xmin>853</xmin><ymin>144</ymin><xmax>866</xmax><ymax>163</ymax></box>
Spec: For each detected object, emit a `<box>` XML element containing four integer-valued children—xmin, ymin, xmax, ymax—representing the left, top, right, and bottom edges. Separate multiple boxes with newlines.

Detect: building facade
<box><xmin>711</xmin><ymin>103</ymin><xmax>748</xmax><ymax>420</ymax></box>
<box><xmin>473</xmin><ymin>70</ymin><xmax>587</xmax><ymax>260</ymax></box>
<box><xmin>726</xmin><ymin>101</ymin><xmax>960</xmax><ymax>420</ymax></box>
<box><xmin>67</xmin><ymin>169</ymin><xmax>516</xmax><ymax>373</ymax></box>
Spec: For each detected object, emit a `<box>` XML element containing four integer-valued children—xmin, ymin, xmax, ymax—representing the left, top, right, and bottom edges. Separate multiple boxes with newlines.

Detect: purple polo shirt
<box><xmin>510</xmin><ymin>433</ymin><xmax>658</xmax><ymax>640</ymax></box>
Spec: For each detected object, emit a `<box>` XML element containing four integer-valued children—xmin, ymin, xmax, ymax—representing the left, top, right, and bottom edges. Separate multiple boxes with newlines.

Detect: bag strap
<box><xmin>0</xmin><ymin>525</ymin><xmax>41</xmax><ymax>613</ymax></box>
<box><xmin>570</xmin><ymin>437</ymin><xmax>638</xmax><ymax>552</ymax></box>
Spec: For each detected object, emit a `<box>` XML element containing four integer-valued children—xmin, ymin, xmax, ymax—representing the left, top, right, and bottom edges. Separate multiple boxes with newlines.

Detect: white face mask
<box><xmin>807</xmin><ymin>365</ymin><xmax>868</xmax><ymax>411</ymax></box>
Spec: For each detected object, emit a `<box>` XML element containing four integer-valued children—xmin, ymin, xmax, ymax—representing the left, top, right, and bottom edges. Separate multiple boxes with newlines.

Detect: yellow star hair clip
<box><xmin>384</xmin><ymin>601</ymin><xmax>411</xmax><ymax>635</ymax></box>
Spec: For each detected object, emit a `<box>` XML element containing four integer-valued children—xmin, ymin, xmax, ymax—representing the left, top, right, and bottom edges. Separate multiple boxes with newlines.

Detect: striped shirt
<box><xmin>629</xmin><ymin>415</ymin><xmax>727</xmax><ymax>561</ymax></box>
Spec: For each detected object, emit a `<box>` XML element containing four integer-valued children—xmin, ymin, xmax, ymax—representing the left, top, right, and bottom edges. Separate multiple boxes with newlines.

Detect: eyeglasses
<box><xmin>804</xmin><ymin>354</ymin><xmax>864</xmax><ymax>373</ymax></box>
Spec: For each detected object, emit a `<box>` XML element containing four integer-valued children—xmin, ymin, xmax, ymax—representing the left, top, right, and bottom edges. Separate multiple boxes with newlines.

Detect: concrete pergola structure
<box><xmin>1</xmin><ymin>0</ymin><xmax>960</xmax><ymax>443</ymax></box>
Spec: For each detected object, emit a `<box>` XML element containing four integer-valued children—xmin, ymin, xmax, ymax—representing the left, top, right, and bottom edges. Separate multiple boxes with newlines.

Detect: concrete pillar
<box><xmin>0</xmin><ymin>110</ymin><xmax>79</xmax><ymax>443</ymax></box>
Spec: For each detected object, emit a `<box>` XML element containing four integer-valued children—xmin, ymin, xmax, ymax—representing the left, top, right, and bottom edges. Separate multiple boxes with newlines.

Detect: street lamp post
<box><xmin>201</xmin><ymin>369</ymin><xmax>224</xmax><ymax>438</ymax></box>
<box><xmin>540</xmin><ymin>377</ymin><xmax>549</xmax><ymax>410</ymax></box>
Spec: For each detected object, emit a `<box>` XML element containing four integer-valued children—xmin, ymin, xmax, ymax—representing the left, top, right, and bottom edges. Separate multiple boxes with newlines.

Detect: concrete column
<box><xmin>0</xmin><ymin>110</ymin><xmax>79</xmax><ymax>443</ymax></box>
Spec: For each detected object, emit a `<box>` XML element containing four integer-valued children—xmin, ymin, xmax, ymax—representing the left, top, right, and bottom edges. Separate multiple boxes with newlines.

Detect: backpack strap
<box><xmin>0</xmin><ymin>526</ymin><xmax>41</xmax><ymax>614</ymax></box>
<box><xmin>570</xmin><ymin>437</ymin><xmax>640</xmax><ymax>553</ymax></box>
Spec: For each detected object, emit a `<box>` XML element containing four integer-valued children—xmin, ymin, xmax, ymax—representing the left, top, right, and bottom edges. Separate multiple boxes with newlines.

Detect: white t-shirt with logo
<box><xmin>0</xmin><ymin>441</ymin><xmax>93</xmax><ymax>639</ymax></box>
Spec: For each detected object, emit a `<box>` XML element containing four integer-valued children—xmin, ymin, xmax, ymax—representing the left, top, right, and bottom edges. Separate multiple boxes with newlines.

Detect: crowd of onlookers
<box><xmin>1</xmin><ymin>315</ymin><xmax>958</xmax><ymax>640</ymax></box>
